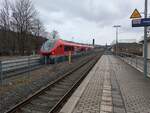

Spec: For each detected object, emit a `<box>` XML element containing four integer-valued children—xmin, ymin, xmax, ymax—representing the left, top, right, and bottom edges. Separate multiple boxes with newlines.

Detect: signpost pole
<box><xmin>144</xmin><ymin>0</ymin><xmax>148</xmax><ymax>78</ymax></box>
<box><xmin>116</xmin><ymin>27</ymin><xmax>118</xmax><ymax>55</ymax></box>
<box><xmin>69</xmin><ymin>51</ymin><xmax>71</xmax><ymax>64</ymax></box>
<box><xmin>113</xmin><ymin>25</ymin><xmax>121</xmax><ymax>56</ymax></box>
<box><xmin>0</xmin><ymin>61</ymin><xmax>2</xmax><ymax>85</ymax></box>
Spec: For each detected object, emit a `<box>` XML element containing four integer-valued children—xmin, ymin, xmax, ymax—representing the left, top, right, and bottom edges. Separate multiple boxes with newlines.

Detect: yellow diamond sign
<box><xmin>130</xmin><ymin>9</ymin><xmax>141</xmax><ymax>19</ymax></box>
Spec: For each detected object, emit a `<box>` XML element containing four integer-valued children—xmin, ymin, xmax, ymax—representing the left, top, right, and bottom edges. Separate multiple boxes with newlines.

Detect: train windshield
<box><xmin>41</xmin><ymin>39</ymin><xmax>56</xmax><ymax>52</ymax></box>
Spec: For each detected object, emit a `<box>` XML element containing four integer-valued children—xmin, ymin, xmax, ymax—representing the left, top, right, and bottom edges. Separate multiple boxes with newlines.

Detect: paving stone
<box><xmin>100</xmin><ymin>104</ymin><xmax>112</xmax><ymax>112</ymax></box>
<box><xmin>109</xmin><ymin>55</ymin><xmax>150</xmax><ymax>113</ymax></box>
<box><xmin>114</xmin><ymin>106</ymin><xmax>126</xmax><ymax>113</ymax></box>
<box><xmin>112</xmin><ymin>94</ymin><xmax>121</xmax><ymax>99</ymax></box>
<box><xmin>60</xmin><ymin>55</ymin><xmax>129</xmax><ymax>113</ymax></box>
<box><xmin>102</xmin><ymin>96</ymin><xmax>112</xmax><ymax>101</ymax></box>
<box><xmin>100</xmin><ymin>111</ymin><xmax>109</xmax><ymax>113</ymax></box>
<box><xmin>103</xmin><ymin>90</ymin><xmax>111</xmax><ymax>94</ymax></box>
<box><xmin>101</xmin><ymin>101</ymin><xmax>112</xmax><ymax>106</ymax></box>
<box><xmin>71</xmin><ymin>56</ymin><xmax>111</xmax><ymax>113</ymax></box>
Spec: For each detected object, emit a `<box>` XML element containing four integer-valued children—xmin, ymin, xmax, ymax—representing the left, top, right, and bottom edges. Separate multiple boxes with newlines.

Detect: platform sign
<box><xmin>130</xmin><ymin>9</ymin><xmax>141</xmax><ymax>19</ymax></box>
<box><xmin>132</xmin><ymin>18</ymin><xmax>150</xmax><ymax>27</ymax></box>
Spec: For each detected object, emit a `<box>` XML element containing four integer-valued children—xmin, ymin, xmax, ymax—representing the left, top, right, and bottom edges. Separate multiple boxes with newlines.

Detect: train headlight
<box><xmin>51</xmin><ymin>51</ymin><xmax>55</xmax><ymax>55</ymax></box>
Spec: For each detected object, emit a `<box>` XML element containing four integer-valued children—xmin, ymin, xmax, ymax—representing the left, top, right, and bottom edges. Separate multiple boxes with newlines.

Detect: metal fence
<box><xmin>0</xmin><ymin>56</ymin><xmax>41</xmax><ymax>84</ymax></box>
<box><xmin>117</xmin><ymin>52</ymin><xmax>150</xmax><ymax>77</ymax></box>
<box><xmin>0</xmin><ymin>51</ymin><xmax>95</xmax><ymax>85</ymax></box>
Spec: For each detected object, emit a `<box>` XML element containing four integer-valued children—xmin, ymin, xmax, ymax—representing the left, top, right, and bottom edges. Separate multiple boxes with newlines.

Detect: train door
<box><xmin>56</xmin><ymin>45</ymin><xmax>64</xmax><ymax>55</ymax></box>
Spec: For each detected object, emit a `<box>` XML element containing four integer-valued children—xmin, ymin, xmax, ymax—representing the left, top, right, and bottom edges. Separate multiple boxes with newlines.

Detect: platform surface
<box><xmin>59</xmin><ymin>55</ymin><xmax>150</xmax><ymax>113</ymax></box>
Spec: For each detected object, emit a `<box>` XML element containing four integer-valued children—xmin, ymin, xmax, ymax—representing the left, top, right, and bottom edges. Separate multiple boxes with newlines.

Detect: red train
<box><xmin>40</xmin><ymin>38</ymin><xmax>93</xmax><ymax>63</ymax></box>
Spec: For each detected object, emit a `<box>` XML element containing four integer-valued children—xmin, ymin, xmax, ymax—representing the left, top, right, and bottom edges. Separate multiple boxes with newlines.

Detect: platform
<box><xmin>59</xmin><ymin>55</ymin><xmax>150</xmax><ymax>113</ymax></box>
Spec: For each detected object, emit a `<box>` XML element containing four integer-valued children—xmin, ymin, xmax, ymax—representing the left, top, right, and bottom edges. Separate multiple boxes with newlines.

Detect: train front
<box><xmin>40</xmin><ymin>39</ymin><xmax>57</xmax><ymax>63</ymax></box>
<box><xmin>40</xmin><ymin>39</ymin><xmax>57</xmax><ymax>56</ymax></box>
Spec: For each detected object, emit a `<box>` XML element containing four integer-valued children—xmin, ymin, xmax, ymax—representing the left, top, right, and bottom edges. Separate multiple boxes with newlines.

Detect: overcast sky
<box><xmin>1</xmin><ymin>0</ymin><xmax>150</xmax><ymax>45</ymax></box>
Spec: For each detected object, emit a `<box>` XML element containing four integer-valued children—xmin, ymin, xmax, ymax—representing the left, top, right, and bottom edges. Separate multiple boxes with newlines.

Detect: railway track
<box><xmin>4</xmin><ymin>52</ymin><xmax>102</xmax><ymax>113</ymax></box>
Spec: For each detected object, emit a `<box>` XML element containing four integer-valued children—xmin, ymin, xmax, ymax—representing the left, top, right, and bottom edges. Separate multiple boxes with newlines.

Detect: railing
<box><xmin>0</xmin><ymin>56</ymin><xmax>41</xmax><ymax>83</ymax></box>
<box><xmin>0</xmin><ymin>50</ymin><xmax>101</xmax><ymax>85</ymax></box>
<box><xmin>117</xmin><ymin>52</ymin><xmax>150</xmax><ymax>77</ymax></box>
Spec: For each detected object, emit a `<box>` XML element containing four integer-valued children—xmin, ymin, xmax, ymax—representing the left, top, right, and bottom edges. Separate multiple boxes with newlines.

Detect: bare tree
<box><xmin>0</xmin><ymin>0</ymin><xmax>10</xmax><ymax>30</ymax></box>
<box><xmin>11</xmin><ymin>0</ymin><xmax>37</xmax><ymax>55</ymax></box>
<box><xmin>32</xmin><ymin>18</ymin><xmax>45</xmax><ymax>38</ymax></box>
<box><xmin>31</xmin><ymin>18</ymin><xmax>45</xmax><ymax>52</ymax></box>
<box><xmin>0</xmin><ymin>0</ymin><xmax>12</xmax><ymax>55</ymax></box>
<box><xmin>51</xmin><ymin>30</ymin><xmax>59</xmax><ymax>39</ymax></box>
<box><xmin>0</xmin><ymin>0</ymin><xmax>46</xmax><ymax>55</ymax></box>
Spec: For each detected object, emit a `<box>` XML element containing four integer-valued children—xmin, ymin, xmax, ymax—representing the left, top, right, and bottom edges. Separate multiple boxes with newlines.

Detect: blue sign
<box><xmin>132</xmin><ymin>18</ymin><xmax>150</xmax><ymax>27</ymax></box>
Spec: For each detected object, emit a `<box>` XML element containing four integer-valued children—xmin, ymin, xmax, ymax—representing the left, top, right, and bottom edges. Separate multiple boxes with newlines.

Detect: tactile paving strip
<box><xmin>72</xmin><ymin>56</ymin><xmax>106</xmax><ymax>113</ymax></box>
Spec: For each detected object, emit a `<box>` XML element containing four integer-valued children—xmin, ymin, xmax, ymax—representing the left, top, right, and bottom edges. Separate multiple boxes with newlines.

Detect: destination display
<box><xmin>132</xmin><ymin>18</ymin><xmax>150</xmax><ymax>27</ymax></box>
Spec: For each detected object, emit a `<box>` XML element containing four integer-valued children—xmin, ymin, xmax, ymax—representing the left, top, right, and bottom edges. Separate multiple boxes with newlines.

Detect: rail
<box><xmin>117</xmin><ymin>52</ymin><xmax>150</xmax><ymax>77</ymax></box>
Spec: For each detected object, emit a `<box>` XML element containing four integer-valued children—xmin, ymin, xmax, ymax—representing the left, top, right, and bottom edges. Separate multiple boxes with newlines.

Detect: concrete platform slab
<box><xmin>59</xmin><ymin>55</ymin><xmax>150</xmax><ymax>113</ymax></box>
<box><xmin>109</xmin><ymin>55</ymin><xmax>150</xmax><ymax>113</ymax></box>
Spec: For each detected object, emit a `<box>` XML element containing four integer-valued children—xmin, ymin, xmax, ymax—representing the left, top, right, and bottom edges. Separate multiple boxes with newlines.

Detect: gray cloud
<box><xmin>1</xmin><ymin>0</ymin><xmax>149</xmax><ymax>44</ymax></box>
<box><xmin>34</xmin><ymin>0</ymin><xmax>134</xmax><ymax>26</ymax></box>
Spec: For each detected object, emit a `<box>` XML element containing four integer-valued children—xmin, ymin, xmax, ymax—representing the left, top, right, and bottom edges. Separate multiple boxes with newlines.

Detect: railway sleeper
<box><xmin>21</xmin><ymin>103</ymin><xmax>50</xmax><ymax>113</ymax></box>
<box><xmin>58</xmin><ymin>81</ymin><xmax>73</xmax><ymax>86</ymax></box>
<box><xmin>54</xmin><ymin>84</ymin><xmax>71</xmax><ymax>89</ymax></box>
<box><xmin>39</xmin><ymin>95</ymin><xmax>60</xmax><ymax>101</ymax></box>
<box><xmin>49</xmin><ymin>87</ymin><xmax>67</xmax><ymax>92</ymax></box>
<box><xmin>45</xmin><ymin>90</ymin><xmax>64</xmax><ymax>96</ymax></box>
<box><xmin>66</xmin><ymin>76</ymin><xmax>80</xmax><ymax>81</ymax></box>
<box><xmin>30</xmin><ymin>98</ymin><xmax>55</xmax><ymax>106</ymax></box>
<box><xmin>44</xmin><ymin>95</ymin><xmax>64</xmax><ymax>100</ymax></box>
<box><xmin>60</xmin><ymin>78</ymin><xmax>75</xmax><ymax>83</ymax></box>
<box><xmin>30</xmin><ymin>100</ymin><xmax>56</xmax><ymax>108</ymax></box>
<box><xmin>47</xmin><ymin>89</ymin><xmax>68</xmax><ymax>95</ymax></box>
<box><xmin>18</xmin><ymin>110</ymin><xmax>43</xmax><ymax>113</ymax></box>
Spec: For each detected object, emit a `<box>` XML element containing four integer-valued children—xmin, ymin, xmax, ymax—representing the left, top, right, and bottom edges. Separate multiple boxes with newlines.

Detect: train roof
<box><xmin>57</xmin><ymin>39</ymin><xmax>93</xmax><ymax>48</ymax></box>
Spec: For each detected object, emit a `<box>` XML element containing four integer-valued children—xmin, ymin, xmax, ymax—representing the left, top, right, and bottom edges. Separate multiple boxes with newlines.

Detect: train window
<box><xmin>64</xmin><ymin>46</ymin><xmax>69</xmax><ymax>51</ymax></box>
<box><xmin>41</xmin><ymin>39</ymin><xmax>56</xmax><ymax>52</ymax></box>
<box><xmin>64</xmin><ymin>46</ymin><xmax>74</xmax><ymax>51</ymax></box>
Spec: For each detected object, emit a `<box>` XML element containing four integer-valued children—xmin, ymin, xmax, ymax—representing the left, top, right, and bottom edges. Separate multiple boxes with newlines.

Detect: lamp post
<box><xmin>113</xmin><ymin>25</ymin><xmax>121</xmax><ymax>55</ymax></box>
<box><xmin>144</xmin><ymin>0</ymin><xmax>148</xmax><ymax>78</ymax></box>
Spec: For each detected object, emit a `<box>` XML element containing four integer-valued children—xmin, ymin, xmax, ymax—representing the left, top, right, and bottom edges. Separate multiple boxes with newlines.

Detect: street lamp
<box><xmin>113</xmin><ymin>25</ymin><xmax>121</xmax><ymax>55</ymax></box>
